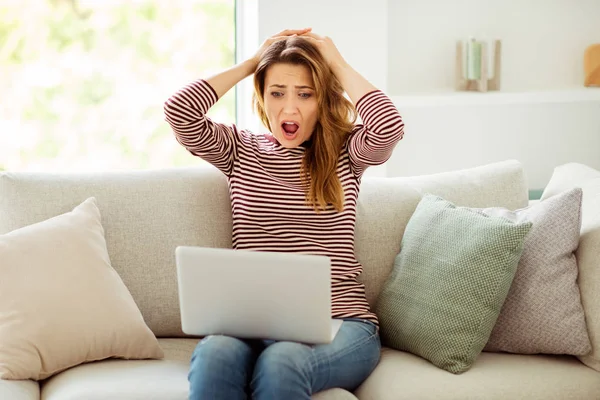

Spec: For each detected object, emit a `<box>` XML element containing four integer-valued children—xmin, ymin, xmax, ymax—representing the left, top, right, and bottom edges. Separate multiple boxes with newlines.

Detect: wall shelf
<box><xmin>390</xmin><ymin>87</ymin><xmax>600</xmax><ymax>108</ymax></box>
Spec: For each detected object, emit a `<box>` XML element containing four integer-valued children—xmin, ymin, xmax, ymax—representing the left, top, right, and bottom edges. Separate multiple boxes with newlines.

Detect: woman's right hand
<box><xmin>249</xmin><ymin>28</ymin><xmax>312</xmax><ymax>68</ymax></box>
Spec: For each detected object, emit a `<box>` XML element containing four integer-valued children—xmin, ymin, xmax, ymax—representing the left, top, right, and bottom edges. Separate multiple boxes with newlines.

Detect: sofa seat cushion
<box><xmin>355</xmin><ymin>347</ymin><xmax>600</xmax><ymax>400</ymax></box>
<box><xmin>40</xmin><ymin>339</ymin><xmax>196</xmax><ymax>400</ymax></box>
<box><xmin>40</xmin><ymin>339</ymin><xmax>356</xmax><ymax>400</ymax></box>
<box><xmin>0</xmin><ymin>379</ymin><xmax>39</xmax><ymax>400</ymax></box>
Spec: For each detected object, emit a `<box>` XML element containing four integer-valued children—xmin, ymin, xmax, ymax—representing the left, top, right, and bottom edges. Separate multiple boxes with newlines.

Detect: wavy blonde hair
<box><xmin>253</xmin><ymin>37</ymin><xmax>357</xmax><ymax>213</ymax></box>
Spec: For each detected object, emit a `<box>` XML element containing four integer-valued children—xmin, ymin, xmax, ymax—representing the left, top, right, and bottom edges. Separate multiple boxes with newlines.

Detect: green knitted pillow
<box><xmin>375</xmin><ymin>194</ymin><xmax>532</xmax><ymax>374</ymax></box>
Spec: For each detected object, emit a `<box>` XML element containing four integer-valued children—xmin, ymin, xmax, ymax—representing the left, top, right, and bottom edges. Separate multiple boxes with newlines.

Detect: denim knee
<box><xmin>188</xmin><ymin>335</ymin><xmax>256</xmax><ymax>400</ymax></box>
<box><xmin>189</xmin><ymin>335</ymin><xmax>253</xmax><ymax>375</ymax></box>
<box><xmin>251</xmin><ymin>342</ymin><xmax>313</xmax><ymax>398</ymax></box>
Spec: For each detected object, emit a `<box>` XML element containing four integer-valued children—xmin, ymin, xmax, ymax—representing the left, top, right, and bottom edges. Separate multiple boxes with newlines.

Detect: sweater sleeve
<box><xmin>164</xmin><ymin>79</ymin><xmax>238</xmax><ymax>176</ymax></box>
<box><xmin>347</xmin><ymin>90</ymin><xmax>404</xmax><ymax>178</ymax></box>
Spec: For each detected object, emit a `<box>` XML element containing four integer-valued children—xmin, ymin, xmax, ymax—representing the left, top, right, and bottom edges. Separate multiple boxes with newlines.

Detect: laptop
<box><xmin>175</xmin><ymin>246</ymin><xmax>343</xmax><ymax>344</ymax></box>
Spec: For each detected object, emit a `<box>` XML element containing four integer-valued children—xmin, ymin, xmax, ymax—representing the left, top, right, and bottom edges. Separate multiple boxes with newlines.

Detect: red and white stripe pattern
<box><xmin>164</xmin><ymin>79</ymin><xmax>404</xmax><ymax>326</ymax></box>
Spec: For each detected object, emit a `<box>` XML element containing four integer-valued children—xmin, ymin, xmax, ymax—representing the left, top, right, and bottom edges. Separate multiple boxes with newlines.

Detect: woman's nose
<box><xmin>282</xmin><ymin>97</ymin><xmax>298</xmax><ymax>114</ymax></box>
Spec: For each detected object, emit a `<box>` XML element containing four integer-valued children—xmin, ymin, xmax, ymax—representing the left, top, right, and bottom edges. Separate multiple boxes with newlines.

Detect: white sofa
<box><xmin>1</xmin><ymin>159</ymin><xmax>599</xmax><ymax>400</ymax></box>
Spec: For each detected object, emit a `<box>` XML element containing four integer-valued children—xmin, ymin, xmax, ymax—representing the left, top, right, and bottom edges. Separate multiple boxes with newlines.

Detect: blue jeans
<box><xmin>188</xmin><ymin>319</ymin><xmax>381</xmax><ymax>400</ymax></box>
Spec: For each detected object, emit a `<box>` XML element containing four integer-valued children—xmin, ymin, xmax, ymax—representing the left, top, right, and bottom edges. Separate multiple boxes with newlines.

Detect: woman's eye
<box><xmin>271</xmin><ymin>92</ymin><xmax>283</xmax><ymax>97</ymax></box>
<box><xmin>299</xmin><ymin>93</ymin><xmax>312</xmax><ymax>99</ymax></box>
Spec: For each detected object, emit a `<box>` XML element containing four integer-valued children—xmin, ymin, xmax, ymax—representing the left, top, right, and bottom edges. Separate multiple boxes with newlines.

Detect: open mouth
<box><xmin>281</xmin><ymin>121</ymin><xmax>300</xmax><ymax>140</ymax></box>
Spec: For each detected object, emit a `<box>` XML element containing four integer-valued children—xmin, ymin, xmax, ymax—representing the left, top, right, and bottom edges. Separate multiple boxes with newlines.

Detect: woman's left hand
<box><xmin>300</xmin><ymin>31</ymin><xmax>348</xmax><ymax>72</ymax></box>
<box><xmin>300</xmin><ymin>31</ymin><xmax>377</xmax><ymax>104</ymax></box>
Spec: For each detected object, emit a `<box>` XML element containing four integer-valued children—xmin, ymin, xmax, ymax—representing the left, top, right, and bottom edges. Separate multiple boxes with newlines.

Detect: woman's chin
<box><xmin>277</xmin><ymin>132</ymin><xmax>302</xmax><ymax>148</ymax></box>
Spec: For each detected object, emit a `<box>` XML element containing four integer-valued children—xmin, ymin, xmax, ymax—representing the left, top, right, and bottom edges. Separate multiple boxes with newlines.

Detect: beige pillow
<box><xmin>541</xmin><ymin>163</ymin><xmax>600</xmax><ymax>372</ymax></box>
<box><xmin>0</xmin><ymin>197</ymin><xmax>164</xmax><ymax>381</ymax></box>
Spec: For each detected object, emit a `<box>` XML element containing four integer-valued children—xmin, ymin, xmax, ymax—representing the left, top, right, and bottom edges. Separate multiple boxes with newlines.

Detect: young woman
<box><xmin>164</xmin><ymin>27</ymin><xmax>404</xmax><ymax>400</ymax></box>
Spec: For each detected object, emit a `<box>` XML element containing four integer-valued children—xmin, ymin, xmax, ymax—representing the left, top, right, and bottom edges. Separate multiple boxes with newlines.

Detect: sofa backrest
<box><xmin>0</xmin><ymin>160</ymin><xmax>528</xmax><ymax>337</ymax></box>
<box><xmin>355</xmin><ymin>160</ymin><xmax>529</xmax><ymax>305</ymax></box>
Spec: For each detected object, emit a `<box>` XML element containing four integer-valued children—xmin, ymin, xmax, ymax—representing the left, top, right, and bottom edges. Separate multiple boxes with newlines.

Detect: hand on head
<box><xmin>251</xmin><ymin>28</ymin><xmax>312</xmax><ymax>68</ymax></box>
<box><xmin>296</xmin><ymin>32</ymin><xmax>347</xmax><ymax>70</ymax></box>
<box><xmin>251</xmin><ymin>28</ymin><xmax>347</xmax><ymax>72</ymax></box>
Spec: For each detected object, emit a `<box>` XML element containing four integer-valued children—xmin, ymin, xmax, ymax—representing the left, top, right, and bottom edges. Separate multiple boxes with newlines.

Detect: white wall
<box><xmin>388</xmin><ymin>96</ymin><xmax>600</xmax><ymax>189</ymax></box>
<box><xmin>256</xmin><ymin>0</ymin><xmax>389</xmax><ymax>91</ymax></box>
<box><xmin>387</xmin><ymin>0</ymin><xmax>600</xmax><ymax>94</ymax></box>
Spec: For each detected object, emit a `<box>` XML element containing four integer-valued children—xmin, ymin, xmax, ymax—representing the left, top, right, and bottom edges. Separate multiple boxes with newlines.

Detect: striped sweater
<box><xmin>164</xmin><ymin>79</ymin><xmax>404</xmax><ymax>326</ymax></box>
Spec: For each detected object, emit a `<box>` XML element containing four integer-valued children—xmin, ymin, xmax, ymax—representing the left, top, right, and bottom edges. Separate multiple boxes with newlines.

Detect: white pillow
<box><xmin>541</xmin><ymin>163</ymin><xmax>600</xmax><ymax>372</ymax></box>
<box><xmin>0</xmin><ymin>197</ymin><xmax>164</xmax><ymax>380</ymax></box>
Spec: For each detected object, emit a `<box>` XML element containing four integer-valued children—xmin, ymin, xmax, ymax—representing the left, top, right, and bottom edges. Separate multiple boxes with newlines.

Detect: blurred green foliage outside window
<box><xmin>0</xmin><ymin>0</ymin><xmax>235</xmax><ymax>172</ymax></box>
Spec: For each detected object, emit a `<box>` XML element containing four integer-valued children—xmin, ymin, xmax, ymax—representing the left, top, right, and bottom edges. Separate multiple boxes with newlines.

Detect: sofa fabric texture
<box><xmin>1</xmin><ymin>159</ymin><xmax>598</xmax><ymax>399</ymax></box>
<box><xmin>355</xmin><ymin>347</ymin><xmax>600</xmax><ymax>400</ymax></box>
<box><xmin>0</xmin><ymin>160</ymin><xmax>529</xmax><ymax>338</ymax></box>
<box><xmin>39</xmin><ymin>339</ymin><xmax>354</xmax><ymax>400</ymax></box>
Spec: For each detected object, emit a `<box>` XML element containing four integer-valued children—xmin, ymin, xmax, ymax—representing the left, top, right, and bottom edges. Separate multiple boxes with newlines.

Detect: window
<box><xmin>0</xmin><ymin>0</ymin><xmax>235</xmax><ymax>172</ymax></box>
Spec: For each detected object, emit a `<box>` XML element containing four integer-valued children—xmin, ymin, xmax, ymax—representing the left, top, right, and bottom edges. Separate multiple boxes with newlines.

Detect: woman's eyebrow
<box><xmin>268</xmin><ymin>84</ymin><xmax>315</xmax><ymax>90</ymax></box>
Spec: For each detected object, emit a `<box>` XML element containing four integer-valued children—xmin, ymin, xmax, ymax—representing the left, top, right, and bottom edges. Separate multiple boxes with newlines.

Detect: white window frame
<box><xmin>234</xmin><ymin>0</ymin><xmax>262</xmax><ymax>133</ymax></box>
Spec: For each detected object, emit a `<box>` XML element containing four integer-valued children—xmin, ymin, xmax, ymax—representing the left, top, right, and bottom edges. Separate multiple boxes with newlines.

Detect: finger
<box><xmin>299</xmin><ymin>35</ymin><xmax>323</xmax><ymax>44</ymax></box>
<box><xmin>275</xmin><ymin>28</ymin><xmax>312</xmax><ymax>37</ymax></box>
<box><xmin>268</xmin><ymin>35</ymin><xmax>293</xmax><ymax>43</ymax></box>
<box><xmin>299</xmin><ymin>31</ymin><xmax>324</xmax><ymax>40</ymax></box>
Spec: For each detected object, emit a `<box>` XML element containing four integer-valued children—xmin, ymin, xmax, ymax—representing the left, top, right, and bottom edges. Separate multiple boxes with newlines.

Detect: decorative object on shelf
<box><xmin>456</xmin><ymin>38</ymin><xmax>502</xmax><ymax>92</ymax></box>
<box><xmin>584</xmin><ymin>44</ymin><xmax>600</xmax><ymax>87</ymax></box>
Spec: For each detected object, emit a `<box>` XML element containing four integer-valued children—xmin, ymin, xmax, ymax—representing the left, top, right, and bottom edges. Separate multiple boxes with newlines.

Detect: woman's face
<box><xmin>263</xmin><ymin>63</ymin><xmax>318</xmax><ymax>148</ymax></box>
